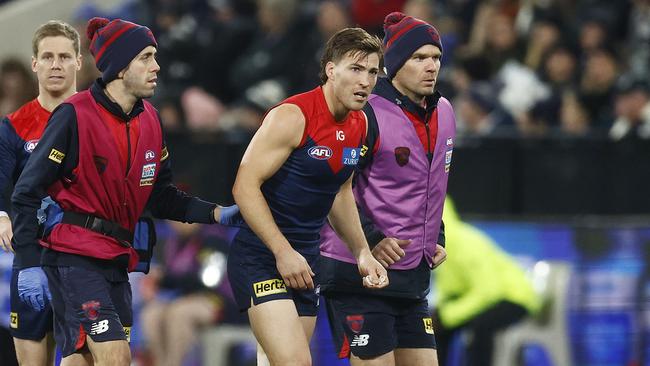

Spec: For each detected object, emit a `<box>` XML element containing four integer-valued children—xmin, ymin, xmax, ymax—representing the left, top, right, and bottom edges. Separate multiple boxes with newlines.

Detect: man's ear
<box><xmin>326</xmin><ymin>61</ymin><xmax>335</xmax><ymax>81</ymax></box>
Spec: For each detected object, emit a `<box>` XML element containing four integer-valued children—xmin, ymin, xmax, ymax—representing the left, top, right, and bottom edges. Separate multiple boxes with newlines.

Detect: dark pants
<box><xmin>436</xmin><ymin>301</ymin><xmax>528</xmax><ymax>366</ymax></box>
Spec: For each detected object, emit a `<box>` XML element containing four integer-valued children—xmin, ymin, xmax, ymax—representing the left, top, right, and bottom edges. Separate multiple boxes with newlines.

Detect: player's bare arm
<box><xmin>328</xmin><ymin>175</ymin><xmax>388</xmax><ymax>288</ymax></box>
<box><xmin>232</xmin><ymin>104</ymin><xmax>315</xmax><ymax>290</ymax></box>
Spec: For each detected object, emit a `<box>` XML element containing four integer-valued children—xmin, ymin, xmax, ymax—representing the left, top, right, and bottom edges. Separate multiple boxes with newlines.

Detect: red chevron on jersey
<box><xmin>7</xmin><ymin>99</ymin><xmax>51</xmax><ymax>143</ymax></box>
<box><xmin>288</xmin><ymin>87</ymin><xmax>366</xmax><ymax>175</ymax></box>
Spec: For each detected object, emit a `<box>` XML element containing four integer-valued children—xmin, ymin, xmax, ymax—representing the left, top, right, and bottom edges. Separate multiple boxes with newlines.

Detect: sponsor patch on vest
<box><xmin>48</xmin><ymin>148</ymin><xmax>65</xmax><ymax>164</ymax></box>
<box><xmin>10</xmin><ymin>312</ymin><xmax>17</xmax><ymax>329</ymax></box>
<box><xmin>140</xmin><ymin>163</ymin><xmax>156</xmax><ymax>186</ymax></box>
<box><xmin>142</xmin><ymin>163</ymin><xmax>156</xmax><ymax>178</ymax></box>
<box><xmin>445</xmin><ymin>137</ymin><xmax>454</xmax><ymax>172</ymax></box>
<box><xmin>308</xmin><ymin>145</ymin><xmax>332</xmax><ymax>160</ymax></box>
<box><xmin>252</xmin><ymin>279</ymin><xmax>287</xmax><ymax>297</ymax></box>
<box><xmin>423</xmin><ymin>317</ymin><xmax>434</xmax><ymax>334</ymax></box>
<box><xmin>445</xmin><ymin>149</ymin><xmax>453</xmax><ymax>173</ymax></box>
<box><xmin>342</xmin><ymin>148</ymin><xmax>360</xmax><ymax>165</ymax></box>
<box><xmin>24</xmin><ymin>139</ymin><xmax>38</xmax><ymax>153</ymax></box>
<box><xmin>394</xmin><ymin>147</ymin><xmax>410</xmax><ymax>167</ymax></box>
<box><xmin>145</xmin><ymin>150</ymin><xmax>155</xmax><ymax>161</ymax></box>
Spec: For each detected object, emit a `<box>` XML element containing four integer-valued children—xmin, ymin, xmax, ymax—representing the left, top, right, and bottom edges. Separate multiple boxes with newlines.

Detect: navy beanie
<box><xmin>383</xmin><ymin>12</ymin><xmax>443</xmax><ymax>79</ymax></box>
<box><xmin>87</xmin><ymin>17</ymin><xmax>157</xmax><ymax>83</ymax></box>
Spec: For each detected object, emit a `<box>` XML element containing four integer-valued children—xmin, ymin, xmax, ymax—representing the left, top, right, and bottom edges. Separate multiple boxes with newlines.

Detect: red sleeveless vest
<box><xmin>43</xmin><ymin>91</ymin><xmax>163</xmax><ymax>271</ymax></box>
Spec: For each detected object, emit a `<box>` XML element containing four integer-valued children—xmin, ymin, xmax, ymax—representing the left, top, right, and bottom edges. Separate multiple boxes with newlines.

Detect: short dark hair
<box><xmin>32</xmin><ymin>20</ymin><xmax>80</xmax><ymax>57</ymax></box>
<box><xmin>319</xmin><ymin>27</ymin><xmax>383</xmax><ymax>84</ymax></box>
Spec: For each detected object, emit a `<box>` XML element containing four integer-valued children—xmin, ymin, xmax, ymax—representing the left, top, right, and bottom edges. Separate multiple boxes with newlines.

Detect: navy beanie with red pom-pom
<box><xmin>86</xmin><ymin>17</ymin><xmax>157</xmax><ymax>83</ymax></box>
<box><xmin>383</xmin><ymin>12</ymin><xmax>442</xmax><ymax>79</ymax></box>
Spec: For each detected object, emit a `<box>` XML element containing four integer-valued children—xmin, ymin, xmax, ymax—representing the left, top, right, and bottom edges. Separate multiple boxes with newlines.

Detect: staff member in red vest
<box><xmin>11</xmin><ymin>17</ymin><xmax>236</xmax><ymax>366</ymax></box>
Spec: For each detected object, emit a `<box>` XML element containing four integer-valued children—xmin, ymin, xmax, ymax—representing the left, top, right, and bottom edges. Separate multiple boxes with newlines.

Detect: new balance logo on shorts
<box><xmin>253</xmin><ymin>279</ymin><xmax>287</xmax><ymax>297</ymax></box>
<box><xmin>350</xmin><ymin>334</ymin><xmax>370</xmax><ymax>347</ymax></box>
<box><xmin>90</xmin><ymin>319</ymin><xmax>109</xmax><ymax>335</ymax></box>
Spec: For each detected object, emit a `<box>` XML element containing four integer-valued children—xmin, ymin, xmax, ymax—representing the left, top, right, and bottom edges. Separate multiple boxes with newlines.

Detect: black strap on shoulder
<box><xmin>359</xmin><ymin>102</ymin><xmax>380</xmax><ymax>171</ymax></box>
<box><xmin>61</xmin><ymin>212</ymin><xmax>133</xmax><ymax>247</ymax></box>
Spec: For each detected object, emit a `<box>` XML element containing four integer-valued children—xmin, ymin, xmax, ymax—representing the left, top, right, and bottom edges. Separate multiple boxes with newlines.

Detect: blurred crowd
<box><xmin>1</xmin><ymin>0</ymin><xmax>649</xmax><ymax>142</ymax></box>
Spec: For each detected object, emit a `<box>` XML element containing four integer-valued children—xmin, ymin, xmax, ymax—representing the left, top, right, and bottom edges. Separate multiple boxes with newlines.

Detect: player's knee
<box><xmin>92</xmin><ymin>342</ymin><xmax>131</xmax><ymax>366</ymax></box>
<box><xmin>270</xmin><ymin>351</ymin><xmax>311</xmax><ymax>366</ymax></box>
<box><xmin>105</xmin><ymin>349</ymin><xmax>131</xmax><ymax>366</ymax></box>
<box><xmin>275</xmin><ymin>358</ymin><xmax>311</xmax><ymax>366</ymax></box>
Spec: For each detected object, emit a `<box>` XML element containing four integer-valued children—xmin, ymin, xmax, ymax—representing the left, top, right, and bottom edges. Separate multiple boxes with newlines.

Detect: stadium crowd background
<box><xmin>0</xmin><ymin>0</ymin><xmax>649</xmax><ymax>365</ymax></box>
<box><xmin>1</xmin><ymin>0</ymin><xmax>648</xmax><ymax>142</ymax></box>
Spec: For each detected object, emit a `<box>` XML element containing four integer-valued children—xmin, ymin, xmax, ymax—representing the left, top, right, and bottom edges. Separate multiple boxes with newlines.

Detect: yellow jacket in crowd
<box><xmin>434</xmin><ymin>198</ymin><xmax>542</xmax><ymax>328</ymax></box>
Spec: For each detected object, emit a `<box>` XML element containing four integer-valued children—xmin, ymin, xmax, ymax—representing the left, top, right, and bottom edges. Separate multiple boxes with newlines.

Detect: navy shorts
<box><xmin>9</xmin><ymin>268</ymin><xmax>53</xmax><ymax>340</ymax></box>
<box><xmin>227</xmin><ymin>229</ymin><xmax>320</xmax><ymax>316</ymax></box>
<box><xmin>326</xmin><ymin>292</ymin><xmax>436</xmax><ymax>359</ymax></box>
<box><xmin>43</xmin><ymin>266</ymin><xmax>132</xmax><ymax>357</ymax></box>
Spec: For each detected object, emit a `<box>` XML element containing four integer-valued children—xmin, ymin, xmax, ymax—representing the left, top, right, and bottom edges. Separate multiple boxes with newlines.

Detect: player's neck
<box><xmin>392</xmin><ymin>82</ymin><xmax>426</xmax><ymax>108</ymax></box>
<box><xmin>322</xmin><ymin>83</ymin><xmax>349</xmax><ymax>122</ymax></box>
<box><xmin>105</xmin><ymin>81</ymin><xmax>136</xmax><ymax>115</ymax></box>
<box><xmin>37</xmin><ymin>87</ymin><xmax>76</xmax><ymax>112</ymax></box>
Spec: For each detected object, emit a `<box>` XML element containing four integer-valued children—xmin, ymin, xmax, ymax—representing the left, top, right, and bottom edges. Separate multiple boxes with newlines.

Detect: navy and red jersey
<box><xmin>248</xmin><ymin>86</ymin><xmax>367</xmax><ymax>242</ymax></box>
<box><xmin>0</xmin><ymin>99</ymin><xmax>51</xmax><ymax>213</ymax></box>
<box><xmin>11</xmin><ymin>79</ymin><xmax>216</xmax><ymax>274</ymax></box>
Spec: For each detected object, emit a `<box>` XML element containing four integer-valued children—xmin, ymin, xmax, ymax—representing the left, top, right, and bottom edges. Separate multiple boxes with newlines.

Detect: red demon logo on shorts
<box><xmin>394</xmin><ymin>147</ymin><xmax>410</xmax><ymax>167</ymax></box>
<box><xmin>346</xmin><ymin>315</ymin><xmax>365</xmax><ymax>334</ymax></box>
<box><xmin>82</xmin><ymin>300</ymin><xmax>101</xmax><ymax>321</ymax></box>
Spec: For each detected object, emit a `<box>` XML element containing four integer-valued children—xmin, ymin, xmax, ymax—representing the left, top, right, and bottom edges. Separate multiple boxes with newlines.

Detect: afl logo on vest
<box><xmin>308</xmin><ymin>145</ymin><xmax>332</xmax><ymax>160</ymax></box>
<box><xmin>24</xmin><ymin>139</ymin><xmax>38</xmax><ymax>153</ymax></box>
<box><xmin>144</xmin><ymin>150</ymin><xmax>155</xmax><ymax>161</ymax></box>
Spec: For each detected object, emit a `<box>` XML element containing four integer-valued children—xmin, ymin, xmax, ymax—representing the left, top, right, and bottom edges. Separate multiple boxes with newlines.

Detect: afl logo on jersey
<box><xmin>24</xmin><ymin>139</ymin><xmax>39</xmax><ymax>153</ymax></box>
<box><xmin>308</xmin><ymin>146</ymin><xmax>332</xmax><ymax>160</ymax></box>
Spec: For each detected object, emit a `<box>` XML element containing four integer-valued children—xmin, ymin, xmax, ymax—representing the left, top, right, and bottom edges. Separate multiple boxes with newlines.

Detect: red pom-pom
<box><xmin>86</xmin><ymin>17</ymin><xmax>109</xmax><ymax>40</ymax></box>
<box><xmin>384</xmin><ymin>12</ymin><xmax>406</xmax><ymax>27</ymax></box>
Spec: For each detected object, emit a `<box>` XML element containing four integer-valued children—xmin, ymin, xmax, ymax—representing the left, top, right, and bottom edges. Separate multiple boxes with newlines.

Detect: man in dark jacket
<box><xmin>11</xmin><ymin>17</ymin><xmax>235</xmax><ymax>366</ymax></box>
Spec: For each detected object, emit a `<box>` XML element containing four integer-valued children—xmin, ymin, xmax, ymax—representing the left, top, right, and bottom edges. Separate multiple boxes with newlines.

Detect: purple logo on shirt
<box><xmin>308</xmin><ymin>146</ymin><xmax>332</xmax><ymax>160</ymax></box>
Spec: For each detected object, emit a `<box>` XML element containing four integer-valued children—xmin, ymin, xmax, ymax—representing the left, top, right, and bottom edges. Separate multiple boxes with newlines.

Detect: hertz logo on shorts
<box><xmin>253</xmin><ymin>279</ymin><xmax>287</xmax><ymax>297</ymax></box>
<box><xmin>10</xmin><ymin>312</ymin><xmax>17</xmax><ymax>329</ymax></box>
<box><xmin>124</xmin><ymin>326</ymin><xmax>131</xmax><ymax>342</ymax></box>
<box><xmin>48</xmin><ymin>148</ymin><xmax>65</xmax><ymax>164</ymax></box>
<box><xmin>423</xmin><ymin>317</ymin><xmax>434</xmax><ymax>334</ymax></box>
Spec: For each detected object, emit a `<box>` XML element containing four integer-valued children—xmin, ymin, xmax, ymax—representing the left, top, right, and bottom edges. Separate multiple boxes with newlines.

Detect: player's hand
<box><xmin>17</xmin><ymin>267</ymin><xmax>51</xmax><ymax>311</ymax></box>
<box><xmin>213</xmin><ymin>204</ymin><xmax>243</xmax><ymax>226</ymax></box>
<box><xmin>275</xmin><ymin>248</ymin><xmax>314</xmax><ymax>290</ymax></box>
<box><xmin>357</xmin><ymin>249</ymin><xmax>389</xmax><ymax>289</ymax></box>
<box><xmin>371</xmin><ymin>237</ymin><xmax>411</xmax><ymax>268</ymax></box>
<box><xmin>0</xmin><ymin>216</ymin><xmax>14</xmax><ymax>253</ymax></box>
<box><xmin>432</xmin><ymin>244</ymin><xmax>447</xmax><ymax>269</ymax></box>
